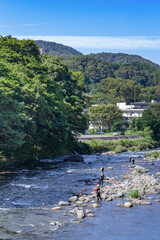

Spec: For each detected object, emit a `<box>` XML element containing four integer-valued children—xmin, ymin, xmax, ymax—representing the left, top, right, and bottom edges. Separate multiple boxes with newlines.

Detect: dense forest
<box><xmin>35</xmin><ymin>40</ymin><xmax>160</xmax><ymax>104</ymax></box>
<box><xmin>64</xmin><ymin>55</ymin><xmax>160</xmax><ymax>104</ymax></box>
<box><xmin>0</xmin><ymin>36</ymin><xmax>88</xmax><ymax>162</ymax></box>
<box><xmin>89</xmin><ymin>52</ymin><xmax>159</xmax><ymax>67</ymax></box>
<box><xmin>35</xmin><ymin>40</ymin><xmax>83</xmax><ymax>58</ymax></box>
<box><xmin>1</xmin><ymin>37</ymin><xmax>160</xmax><ymax>163</ymax></box>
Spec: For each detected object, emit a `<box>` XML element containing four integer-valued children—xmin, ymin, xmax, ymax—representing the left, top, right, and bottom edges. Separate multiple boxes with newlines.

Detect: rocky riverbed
<box><xmin>0</xmin><ymin>150</ymin><xmax>160</xmax><ymax>239</ymax></box>
<box><xmin>51</xmin><ymin>155</ymin><xmax>160</xmax><ymax>224</ymax></box>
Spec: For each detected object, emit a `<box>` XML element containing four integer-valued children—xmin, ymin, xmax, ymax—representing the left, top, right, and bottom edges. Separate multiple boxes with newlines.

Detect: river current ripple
<box><xmin>0</xmin><ymin>151</ymin><xmax>160</xmax><ymax>239</ymax></box>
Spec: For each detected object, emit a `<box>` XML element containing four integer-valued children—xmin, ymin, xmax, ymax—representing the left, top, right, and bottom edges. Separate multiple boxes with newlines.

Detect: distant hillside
<box><xmin>64</xmin><ymin>55</ymin><xmax>160</xmax><ymax>88</ymax></box>
<box><xmin>35</xmin><ymin>40</ymin><xmax>83</xmax><ymax>58</ymax></box>
<box><xmin>90</xmin><ymin>52</ymin><xmax>160</xmax><ymax>68</ymax></box>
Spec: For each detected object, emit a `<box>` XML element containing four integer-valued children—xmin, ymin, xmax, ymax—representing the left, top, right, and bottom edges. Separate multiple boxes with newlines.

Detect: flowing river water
<box><xmin>0</xmin><ymin>151</ymin><xmax>160</xmax><ymax>240</ymax></box>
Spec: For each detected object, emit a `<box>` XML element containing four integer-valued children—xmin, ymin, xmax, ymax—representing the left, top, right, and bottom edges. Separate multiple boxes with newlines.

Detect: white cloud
<box><xmin>16</xmin><ymin>36</ymin><xmax>160</xmax><ymax>50</ymax></box>
<box><xmin>0</xmin><ymin>23</ymin><xmax>50</xmax><ymax>28</ymax></box>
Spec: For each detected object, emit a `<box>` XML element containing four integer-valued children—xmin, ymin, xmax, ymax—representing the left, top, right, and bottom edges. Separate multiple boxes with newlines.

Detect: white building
<box><xmin>117</xmin><ymin>101</ymin><xmax>155</xmax><ymax>122</ymax></box>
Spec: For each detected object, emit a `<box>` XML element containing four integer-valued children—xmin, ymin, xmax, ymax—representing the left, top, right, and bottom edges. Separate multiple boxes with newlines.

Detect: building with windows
<box><xmin>116</xmin><ymin>101</ymin><xmax>155</xmax><ymax>122</ymax></box>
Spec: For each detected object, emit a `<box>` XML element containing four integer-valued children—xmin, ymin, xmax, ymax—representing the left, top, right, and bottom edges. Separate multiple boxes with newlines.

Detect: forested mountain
<box><xmin>64</xmin><ymin>55</ymin><xmax>160</xmax><ymax>87</ymax></box>
<box><xmin>90</xmin><ymin>52</ymin><xmax>160</xmax><ymax>67</ymax></box>
<box><xmin>35</xmin><ymin>40</ymin><xmax>83</xmax><ymax>58</ymax></box>
<box><xmin>64</xmin><ymin>55</ymin><xmax>160</xmax><ymax>104</ymax></box>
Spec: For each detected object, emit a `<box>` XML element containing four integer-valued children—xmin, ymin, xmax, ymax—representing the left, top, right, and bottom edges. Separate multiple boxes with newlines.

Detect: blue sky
<box><xmin>1</xmin><ymin>0</ymin><xmax>160</xmax><ymax>64</ymax></box>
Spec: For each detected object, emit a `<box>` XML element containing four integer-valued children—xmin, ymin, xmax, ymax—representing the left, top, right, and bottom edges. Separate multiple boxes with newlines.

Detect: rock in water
<box><xmin>77</xmin><ymin>209</ymin><xmax>85</xmax><ymax>219</ymax></box>
<box><xmin>58</xmin><ymin>201</ymin><xmax>70</xmax><ymax>206</ymax></box>
<box><xmin>107</xmin><ymin>167</ymin><xmax>113</xmax><ymax>170</ymax></box>
<box><xmin>92</xmin><ymin>203</ymin><xmax>101</xmax><ymax>208</ymax></box>
<box><xmin>69</xmin><ymin>196</ymin><xmax>78</xmax><ymax>202</ymax></box>
<box><xmin>124</xmin><ymin>202</ymin><xmax>133</xmax><ymax>208</ymax></box>
<box><xmin>64</xmin><ymin>154</ymin><xmax>84</xmax><ymax>162</ymax></box>
<box><xmin>87</xmin><ymin>213</ymin><xmax>95</xmax><ymax>217</ymax></box>
<box><xmin>117</xmin><ymin>203</ymin><xmax>124</xmax><ymax>207</ymax></box>
<box><xmin>52</xmin><ymin>206</ymin><xmax>62</xmax><ymax>210</ymax></box>
<box><xmin>116</xmin><ymin>192</ymin><xmax>124</xmax><ymax>198</ymax></box>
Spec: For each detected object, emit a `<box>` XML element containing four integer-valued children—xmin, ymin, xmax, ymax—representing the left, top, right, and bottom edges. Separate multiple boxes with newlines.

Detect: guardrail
<box><xmin>77</xmin><ymin>135</ymin><xmax>141</xmax><ymax>142</ymax></box>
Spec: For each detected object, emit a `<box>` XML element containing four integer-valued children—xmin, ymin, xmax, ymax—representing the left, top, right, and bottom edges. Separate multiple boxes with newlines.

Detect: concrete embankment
<box><xmin>78</xmin><ymin>134</ymin><xmax>141</xmax><ymax>142</ymax></box>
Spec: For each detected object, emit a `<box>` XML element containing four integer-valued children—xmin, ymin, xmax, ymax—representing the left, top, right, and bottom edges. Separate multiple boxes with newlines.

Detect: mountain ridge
<box><xmin>35</xmin><ymin>40</ymin><xmax>159</xmax><ymax>67</ymax></box>
<box><xmin>90</xmin><ymin>52</ymin><xmax>160</xmax><ymax>68</ymax></box>
<box><xmin>35</xmin><ymin>40</ymin><xmax>83</xmax><ymax>58</ymax></box>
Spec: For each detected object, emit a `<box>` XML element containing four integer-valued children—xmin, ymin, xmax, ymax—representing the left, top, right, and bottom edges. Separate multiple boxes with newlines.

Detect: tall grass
<box><xmin>87</xmin><ymin>137</ymin><xmax>159</xmax><ymax>153</ymax></box>
<box><xmin>145</xmin><ymin>151</ymin><xmax>160</xmax><ymax>158</ymax></box>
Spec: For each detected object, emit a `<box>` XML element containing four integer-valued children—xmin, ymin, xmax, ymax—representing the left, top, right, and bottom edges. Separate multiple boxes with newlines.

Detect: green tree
<box><xmin>0</xmin><ymin>36</ymin><xmax>77</xmax><ymax>160</ymax></box>
<box><xmin>92</xmin><ymin>77</ymin><xmax>141</xmax><ymax>104</ymax></box>
<box><xmin>138</xmin><ymin>105</ymin><xmax>160</xmax><ymax>140</ymax></box>
<box><xmin>0</xmin><ymin>91</ymin><xmax>26</xmax><ymax>155</ymax></box>
<box><xmin>88</xmin><ymin>104</ymin><xmax>122</xmax><ymax>131</ymax></box>
<box><xmin>43</xmin><ymin>55</ymin><xmax>88</xmax><ymax>136</ymax></box>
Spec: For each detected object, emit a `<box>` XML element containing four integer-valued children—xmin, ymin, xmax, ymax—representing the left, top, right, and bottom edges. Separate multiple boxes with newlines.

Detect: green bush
<box><xmin>136</xmin><ymin>169</ymin><xmax>141</xmax><ymax>174</ymax></box>
<box><xmin>72</xmin><ymin>141</ymin><xmax>92</xmax><ymax>154</ymax></box>
<box><xmin>88</xmin><ymin>129</ymin><xmax>96</xmax><ymax>134</ymax></box>
<box><xmin>87</xmin><ymin>138</ymin><xmax>159</xmax><ymax>154</ymax></box>
<box><xmin>145</xmin><ymin>151</ymin><xmax>160</xmax><ymax>158</ymax></box>
<box><xmin>114</xmin><ymin>145</ymin><xmax>127</xmax><ymax>153</ymax></box>
<box><xmin>129</xmin><ymin>189</ymin><xmax>139</xmax><ymax>198</ymax></box>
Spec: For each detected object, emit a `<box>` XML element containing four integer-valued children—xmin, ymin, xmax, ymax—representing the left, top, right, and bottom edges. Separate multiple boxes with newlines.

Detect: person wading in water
<box><xmin>99</xmin><ymin>171</ymin><xmax>104</xmax><ymax>187</ymax></box>
<box><xmin>99</xmin><ymin>165</ymin><xmax>104</xmax><ymax>174</ymax></box>
<box><xmin>94</xmin><ymin>184</ymin><xmax>102</xmax><ymax>202</ymax></box>
<box><xmin>99</xmin><ymin>165</ymin><xmax>104</xmax><ymax>187</ymax></box>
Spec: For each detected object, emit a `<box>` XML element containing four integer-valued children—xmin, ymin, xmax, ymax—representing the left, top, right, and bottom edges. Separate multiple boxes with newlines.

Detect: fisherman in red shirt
<box><xmin>94</xmin><ymin>184</ymin><xmax>102</xmax><ymax>202</ymax></box>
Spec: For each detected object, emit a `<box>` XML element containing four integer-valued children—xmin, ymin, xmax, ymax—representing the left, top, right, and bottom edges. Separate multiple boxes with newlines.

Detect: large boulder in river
<box><xmin>64</xmin><ymin>154</ymin><xmax>84</xmax><ymax>162</ymax></box>
<box><xmin>77</xmin><ymin>209</ymin><xmax>85</xmax><ymax>219</ymax></box>
<box><xmin>69</xmin><ymin>196</ymin><xmax>78</xmax><ymax>202</ymax></box>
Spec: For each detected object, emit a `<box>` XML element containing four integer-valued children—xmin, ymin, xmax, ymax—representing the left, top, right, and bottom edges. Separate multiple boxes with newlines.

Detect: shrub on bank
<box><xmin>87</xmin><ymin>138</ymin><xmax>158</xmax><ymax>153</ymax></box>
<box><xmin>114</xmin><ymin>145</ymin><xmax>127</xmax><ymax>153</ymax></box>
<box><xmin>145</xmin><ymin>151</ymin><xmax>160</xmax><ymax>158</ymax></box>
<box><xmin>129</xmin><ymin>189</ymin><xmax>139</xmax><ymax>198</ymax></box>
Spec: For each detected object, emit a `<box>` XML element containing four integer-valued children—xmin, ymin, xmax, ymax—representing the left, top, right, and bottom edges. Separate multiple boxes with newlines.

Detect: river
<box><xmin>0</xmin><ymin>151</ymin><xmax>160</xmax><ymax>239</ymax></box>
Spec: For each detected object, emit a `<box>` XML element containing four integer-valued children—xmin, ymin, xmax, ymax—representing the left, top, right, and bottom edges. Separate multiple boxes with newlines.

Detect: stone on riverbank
<box><xmin>105</xmin><ymin>197</ymin><xmax>113</xmax><ymax>202</ymax></box>
<box><xmin>117</xmin><ymin>203</ymin><xmax>124</xmax><ymax>207</ymax></box>
<box><xmin>91</xmin><ymin>203</ymin><xmax>101</xmax><ymax>208</ymax></box>
<box><xmin>72</xmin><ymin>219</ymin><xmax>82</xmax><ymax>223</ymax></box>
<box><xmin>75</xmin><ymin>200</ymin><xmax>84</xmax><ymax>205</ymax></box>
<box><xmin>64</xmin><ymin>154</ymin><xmax>84</xmax><ymax>162</ymax></box>
<box><xmin>116</xmin><ymin>192</ymin><xmax>124</xmax><ymax>198</ymax></box>
<box><xmin>135</xmin><ymin>165</ymin><xmax>149</xmax><ymax>173</ymax></box>
<box><xmin>52</xmin><ymin>206</ymin><xmax>62</xmax><ymax>210</ymax></box>
<box><xmin>87</xmin><ymin>213</ymin><xmax>95</xmax><ymax>217</ymax></box>
<box><xmin>77</xmin><ymin>209</ymin><xmax>85</xmax><ymax>219</ymax></box>
<box><xmin>69</xmin><ymin>196</ymin><xmax>78</xmax><ymax>202</ymax></box>
<box><xmin>58</xmin><ymin>201</ymin><xmax>70</xmax><ymax>206</ymax></box>
<box><xmin>86</xmin><ymin>209</ymin><xmax>94</xmax><ymax>214</ymax></box>
<box><xmin>107</xmin><ymin>167</ymin><xmax>113</xmax><ymax>170</ymax></box>
<box><xmin>124</xmin><ymin>202</ymin><xmax>133</xmax><ymax>208</ymax></box>
<box><xmin>69</xmin><ymin>208</ymin><xmax>77</xmax><ymax>214</ymax></box>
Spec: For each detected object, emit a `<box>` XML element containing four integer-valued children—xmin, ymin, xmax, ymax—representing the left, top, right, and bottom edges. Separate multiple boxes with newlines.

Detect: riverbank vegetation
<box><xmin>1</xmin><ymin>36</ymin><xmax>160</xmax><ymax>167</ymax></box>
<box><xmin>145</xmin><ymin>151</ymin><xmax>160</xmax><ymax>158</ymax></box>
<box><xmin>0</xmin><ymin>36</ymin><xmax>88</xmax><ymax>165</ymax></box>
<box><xmin>87</xmin><ymin>137</ymin><xmax>159</xmax><ymax>153</ymax></box>
<box><xmin>129</xmin><ymin>189</ymin><xmax>139</xmax><ymax>199</ymax></box>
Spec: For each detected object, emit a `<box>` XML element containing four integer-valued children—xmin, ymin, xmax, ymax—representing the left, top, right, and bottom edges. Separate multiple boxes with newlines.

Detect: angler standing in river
<box><xmin>94</xmin><ymin>184</ymin><xmax>102</xmax><ymax>202</ymax></box>
<box><xmin>99</xmin><ymin>165</ymin><xmax>104</xmax><ymax>187</ymax></box>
